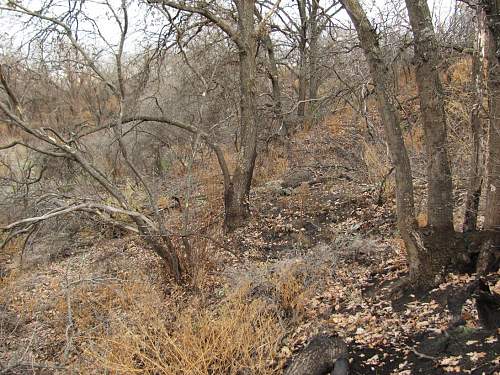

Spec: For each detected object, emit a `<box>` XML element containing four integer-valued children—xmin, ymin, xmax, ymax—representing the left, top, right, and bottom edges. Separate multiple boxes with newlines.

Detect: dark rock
<box><xmin>282</xmin><ymin>169</ymin><xmax>314</xmax><ymax>189</ymax></box>
<box><xmin>285</xmin><ymin>334</ymin><xmax>348</xmax><ymax>375</ymax></box>
<box><xmin>475</xmin><ymin>279</ymin><xmax>500</xmax><ymax>330</ymax></box>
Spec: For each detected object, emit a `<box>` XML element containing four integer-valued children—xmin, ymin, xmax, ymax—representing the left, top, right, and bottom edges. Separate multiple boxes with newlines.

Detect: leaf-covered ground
<box><xmin>228</xmin><ymin>168</ymin><xmax>500</xmax><ymax>374</ymax></box>
<box><xmin>1</xmin><ymin>156</ymin><xmax>499</xmax><ymax>374</ymax></box>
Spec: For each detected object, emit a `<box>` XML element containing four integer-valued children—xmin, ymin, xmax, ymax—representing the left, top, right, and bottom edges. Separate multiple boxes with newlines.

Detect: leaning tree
<box><xmin>340</xmin><ymin>0</ymin><xmax>499</xmax><ymax>287</ymax></box>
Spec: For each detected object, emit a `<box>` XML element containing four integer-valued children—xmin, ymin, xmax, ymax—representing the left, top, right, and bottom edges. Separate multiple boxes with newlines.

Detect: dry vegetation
<box><xmin>1</xmin><ymin>0</ymin><xmax>499</xmax><ymax>374</ymax></box>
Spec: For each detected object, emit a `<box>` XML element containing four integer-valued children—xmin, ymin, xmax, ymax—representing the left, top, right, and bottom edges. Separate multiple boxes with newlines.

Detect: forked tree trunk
<box><xmin>224</xmin><ymin>0</ymin><xmax>258</xmax><ymax>231</ymax></box>
<box><xmin>464</xmin><ymin>6</ymin><xmax>487</xmax><ymax>233</ymax></box>
<box><xmin>259</xmin><ymin>29</ymin><xmax>283</xmax><ymax>127</ymax></box>
<box><xmin>157</xmin><ymin>0</ymin><xmax>259</xmax><ymax>232</ymax></box>
<box><xmin>402</xmin><ymin>0</ymin><xmax>469</xmax><ymax>285</ymax></box>
<box><xmin>406</xmin><ymin>0</ymin><xmax>453</xmax><ymax>232</ymax></box>
<box><xmin>404</xmin><ymin>0</ymin><xmax>454</xmax><ymax>232</ymax></box>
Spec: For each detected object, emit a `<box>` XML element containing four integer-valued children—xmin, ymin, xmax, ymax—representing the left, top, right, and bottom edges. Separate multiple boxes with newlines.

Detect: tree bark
<box><xmin>154</xmin><ymin>0</ymin><xmax>259</xmax><ymax>231</ymax></box>
<box><xmin>464</xmin><ymin>6</ymin><xmax>487</xmax><ymax>233</ymax></box>
<box><xmin>340</xmin><ymin>0</ymin><xmax>423</xmax><ymax>281</ymax></box>
<box><xmin>404</xmin><ymin>0</ymin><xmax>454</xmax><ymax>231</ymax></box>
<box><xmin>308</xmin><ymin>0</ymin><xmax>320</xmax><ymax>121</ymax></box>
<box><xmin>262</xmin><ymin>32</ymin><xmax>283</xmax><ymax>129</ymax></box>
<box><xmin>477</xmin><ymin>0</ymin><xmax>500</xmax><ymax>272</ymax></box>
<box><xmin>224</xmin><ymin>0</ymin><xmax>258</xmax><ymax>231</ymax></box>
<box><xmin>297</xmin><ymin>0</ymin><xmax>308</xmax><ymax>119</ymax></box>
<box><xmin>483</xmin><ymin>0</ymin><xmax>500</xmax><ymax>233</ymax></box>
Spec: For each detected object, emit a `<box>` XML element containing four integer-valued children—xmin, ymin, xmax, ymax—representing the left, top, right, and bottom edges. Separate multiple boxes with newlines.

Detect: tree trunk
<box><xmin>308</xmin><ymin>0</ymin><xmax>320</xmax><ymax>123</ymax></box>
<box><xmin>224</xmin><ymin>0</ymin><xmax>258</xmax><ymax>231</ymax></box>
<box><xmin>297</xmin><ymin>0</ymin><xmax>308</xmax><ymax>119</ymax></box>
<box><xmin>262</xmin><ymin>32</ymin><xmax>283</xmax><ymax>130</ymax></box>
<box><xmin>463</xmin><ymin>6</ymin><xmax>487</xmax><ymax>233</ymax></box>
<box><xmin>132</xmin><ymin>215</ymin><xmax>182</xmax><ymax>282</ymax></box>
<box><xmin>340</xmin><ymin>0</ymin><xmax>424</xmax><ymax>281</ymax></box>
<box><xmin>404</xmin><ymin>0</ymin><xmax>454</xmax><ymax>231</ymax></box>
<box><xmin>478</xmin><ymin>0</ymin><xmax>500</xmax><ymax>272</ymax></box>
<box><xmin>484</xmin><ymin>20</ymin><xmax>500</xmax><ymax>232</ymax></box>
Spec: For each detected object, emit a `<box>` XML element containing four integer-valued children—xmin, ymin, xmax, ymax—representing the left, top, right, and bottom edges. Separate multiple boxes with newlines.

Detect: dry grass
<box><xmin>254</xmin><ymin>146</ymin><xmax>289</xmax><ymax>185</ymax></box>
<box><xmin>362</xmin><ymin>141</ymin><xmax>395</xmax><ymax>200</ymax></box>
<box><xmin>270</xmin><ymin>261</ymin><xmax>312</xmax><ymax>322</ymax></box>
<box><xmin>74</xmin><ymin>281</ymin><xmax>285</xmax><ymax>375</ymax></box>
<box><xmin>2</xmin><ymin>223</ymin><xmax>302</xmax><ymax>374</ymax></box>
<box><xmin>0</xmin><ymin>238</ymin><xmax>312</xmax><ymax>375</ymax></box>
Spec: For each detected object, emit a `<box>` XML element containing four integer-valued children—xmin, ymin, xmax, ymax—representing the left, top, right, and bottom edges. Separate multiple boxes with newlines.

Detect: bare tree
<box><xmin>150</xmin><ymin>0</ymin><xmax>281</xmax><ymax>231</ymax></box>
<box><xmin>340</xmin><ymin>0</ymin><xmax>421</xmax><ymax>282</ymax></box>
<box><xmin>254</xmin><ymin>4</ymin><xmax>283</xmax><ymax>131</ymax></box>
<box><xmin>0</xmin><ymin>0</ymin><xmax>189</xmax><ymax>280</ymax></box>
<box><xmin>404</xmin><ymin>0</ymin><xmax>454</xmax><ymax>232</ymax></box>
<box><xmin>268</xmin><ymin>0</ymin><xmax>339</xmax><ymax>125</ymax></box>
<box><xmin>340</xmin><ymin>0</ymin><xmax>500</xmax><ymax>287</ymax></box>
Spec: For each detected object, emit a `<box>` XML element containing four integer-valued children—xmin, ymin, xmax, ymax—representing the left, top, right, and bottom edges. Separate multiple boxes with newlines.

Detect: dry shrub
<box><xmin>270</xmin><ymin>261</ymin><xmax>311</xmax><ymax>322</ymax></box>
<box><xmin>229</xmin><ymin>249</ymin><xmax>335</xmax><ymax>325</ymax></box>
<box><xmin>325</xmin><ymin>106</ymin><xmax>351</xmax><ymax>136</ymax></box>
<box><xmin>362</xmin><ymin>141</ymin><xmax>394</xmax><ymax>199</ymax></box>
<box><xmin>448</xmin><ymin>57</ymin><xmax>471</xmax><ymax>85</ymax></box>
<box><xmin>0</xmin><ymin>237</ymin><xmax>23</xmax><ymax>277</ymax></box>
<box><xmin>254</xmin><ymin>146</ymin><xmax>289</xmax><ymax>185</ymax></box>
<box><xmin>194</xmin><ymin>146</ymin><xmax>233</xmax><ymax>209</ymax></box>
<box><xmin>404</xmin><ymin>125</ymin><xmax>424</xmax><ymax>153</ymax></box>
<box><xmin>76</xmin><ymin>281</ymin><xmax>284</xmax><ymax>375</ymax></box>
<box><xmin>362</xmin><ymin>141</ymin><xmax>388</xmax><ymax>182</ymax></box>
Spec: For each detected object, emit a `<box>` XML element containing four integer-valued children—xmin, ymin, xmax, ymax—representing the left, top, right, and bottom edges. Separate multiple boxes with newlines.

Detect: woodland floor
<box><xmin>1</xmin><ymin>134</ymin><xmax>499</xmax><ymax>374</ymax></box>
<box><xmin>232</xmin><ymin>168</ymin><xmax>500</xmax><ymax>375</ymax></box>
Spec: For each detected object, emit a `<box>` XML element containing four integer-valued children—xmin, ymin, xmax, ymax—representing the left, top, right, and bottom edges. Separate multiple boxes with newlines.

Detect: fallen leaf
<box><xmin>467</xmin><ymin>352</ymin><xmax>486</xmax><ymax>362</ymax></box>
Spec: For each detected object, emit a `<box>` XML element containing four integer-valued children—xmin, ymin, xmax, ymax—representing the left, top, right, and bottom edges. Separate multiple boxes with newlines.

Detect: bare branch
<box><xmin>0</xmin><ymin>139</ymin><xmax>66</xmax><ymax>158</ymax></box>
<box><xmin>1</xmin><ymin>2</ymin><xmax>119</xmax><ymax>95</ymax></box>
<box><xmin>149</xmin><ymin>0</ymin><xmax>241</xmax><ymax>47</ymax></box>
<box><xmin>1</xmin><ymin>202</ymin><xmax>157</xmax><ymax>232</ymax></box>
<box><xmin>256</xmin><ymin>0</ymin><xmax>282</xmax><ymax>36</ymax></box>
<box><xmin>122</xmin><ymin>115</ymin><xmax>231</xmax><ymax>187</ymax></box>
<box><xmin>0</xmin><ymin>63</ymin><xmax>23</xmax><ymax>119</ymax></box>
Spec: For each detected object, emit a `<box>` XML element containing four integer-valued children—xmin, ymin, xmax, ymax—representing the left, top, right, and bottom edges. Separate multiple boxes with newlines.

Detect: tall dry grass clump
<box><xmin>75</xmin><ymin>282</ymin><xmax>285</xmax><ymax>375</ymax></box>
<box><xmin>362</xmin><ymin>141</ymin><xmax>395</xmax><ymax>199</ymax></box>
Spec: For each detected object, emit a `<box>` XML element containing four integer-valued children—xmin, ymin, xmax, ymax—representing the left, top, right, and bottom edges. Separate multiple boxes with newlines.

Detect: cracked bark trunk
<box><xmin>224</xmin><ymin>0</ymin><xmax>258</xmax><ymax>231</ymax></box>
<box><xmin>262</xmin><ymin>32</ymin><xmax>283</xmax><ymax>130</ymax></box>
<box><xmin>477</xmin><ymin>0</ymin><xmax>500</xmax><ymax>272</ymax></box>
<box><xmin>307</xmin><ymin>0</ymin><xmax>320</xmax><ymax>124</ymax></box>
<box><xmin>404</xmin><ymin>0</ymin><xmax>454</xmax><ymax>232</ymax></box>
<box><xmin>297</xmin><ymin>0</ymin><xmax>308</xmax><ymax>120</ymax></box>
